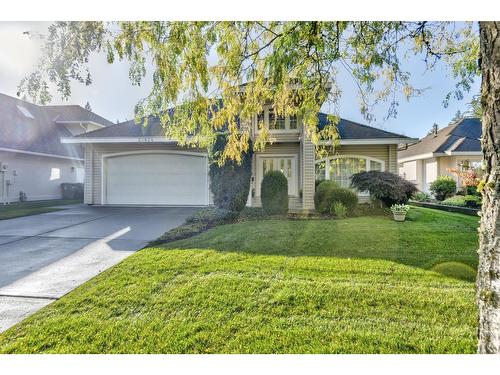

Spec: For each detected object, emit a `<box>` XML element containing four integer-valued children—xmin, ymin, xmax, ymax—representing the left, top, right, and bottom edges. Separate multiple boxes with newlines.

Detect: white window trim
<box><xmin>315</xmin><ymin>155</ymin><xmax>386</xmax><ymax>195</ymax></box>
<box><xmin>254</xmin><ymin>106</ymin><xmax>301</xmax><ymax>134</ymax></box>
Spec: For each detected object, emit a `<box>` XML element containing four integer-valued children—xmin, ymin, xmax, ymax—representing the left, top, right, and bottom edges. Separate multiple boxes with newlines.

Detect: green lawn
<box><xmin>0</xmin><ymin>207</ymin><xmax>479</xmax><ymax>353</ymax></box>
<box><xmin>0</xmin><ymin>199</ymin><xmax>81</xmax><ymax>220</ymax></box>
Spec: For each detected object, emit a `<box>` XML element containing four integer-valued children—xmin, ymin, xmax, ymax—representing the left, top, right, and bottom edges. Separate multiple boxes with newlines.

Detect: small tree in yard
<box><xmin>209</xmin><ymin>134</ymin><xmax>253</xmax><ymax>212</ymax></box>
<box><xmin>261</xmin><ymin>171</ymin><xmax>288</xmax><ymax>215</ymax></box>
<box><xmin>350</xmin><ymin>171</ymin><xmax>417</xmax><ymax>207</ymax></box>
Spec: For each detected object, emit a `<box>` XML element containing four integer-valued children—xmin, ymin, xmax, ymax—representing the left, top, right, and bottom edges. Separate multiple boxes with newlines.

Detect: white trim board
<box><xmin>61</xmin><ymin>136</ymin><xmax>178</xmax><ymax>144</ymax></box>
<box><xmin>322</xmin><ymin>138</ymin><xmax>418</xmax><ymax>145</ymax></box>
<box><xmin>0</xmin><ymin>147</ymin><xmax>84</xmax><ymax>161</ymax></box>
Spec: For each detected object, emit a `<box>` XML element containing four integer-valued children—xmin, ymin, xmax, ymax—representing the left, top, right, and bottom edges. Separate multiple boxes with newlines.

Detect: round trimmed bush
<box><xmin>431</xmin><ymin>262</ymin><xmax>476</xmax><ymax>282</ymax></box>
<box><xmin>429</xmin><ymin>176</ymin><xmax>456</xmax><ymax>201</ymax></box>
<box><xmin>314</xmin><ymin>180</ymin><xmax>339</xmax><ymax>210</ymax></box>
<box><xmin>261</xmin><ymin>170</ymin><xmax>288</xmax><ymax>215</ymax></box>
<box><xmin>314</xmin><ymin>181</ymin><xmax>358</xmax><ymax>215</ymax></box>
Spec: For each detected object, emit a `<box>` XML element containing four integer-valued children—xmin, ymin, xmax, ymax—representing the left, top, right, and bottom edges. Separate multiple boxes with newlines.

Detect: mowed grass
<box><xmin>0</xmin><ymin>207</ymin><xmax>479</xmax><ymax>353</ymax></box>
<box><xmin>0</xmin><ymin>199</ymin><xmax>81</xmax><ymax>220</ymax></box>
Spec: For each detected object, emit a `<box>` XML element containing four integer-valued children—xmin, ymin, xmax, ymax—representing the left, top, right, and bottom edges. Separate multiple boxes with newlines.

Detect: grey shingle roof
<box><xmin>398</xmin><ymin>117</ymin><xmax>482</xmax><ymax>160</ymax></box>
<box><xmin>45</xmin><ymin>105</ymin><xmax>114</xmax><ymax>127</ymax></box>
<box><xmin>76</xmin><ymin>112</ymin><xmax>412</xmax><ymax>140</ymax></box>
<box><xmin>0</xmin><ymin>93</ymin><xmax>112</xmax><ymax>159</ymax></box>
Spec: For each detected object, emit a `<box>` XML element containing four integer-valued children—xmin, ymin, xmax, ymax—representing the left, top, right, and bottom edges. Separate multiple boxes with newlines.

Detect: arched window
<box><xmin>315</xmin><ymin>155</ymin><xmax>385</xmax><ymax>189</ymax></box>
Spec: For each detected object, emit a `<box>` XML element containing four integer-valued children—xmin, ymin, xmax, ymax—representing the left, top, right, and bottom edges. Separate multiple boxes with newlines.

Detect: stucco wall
<box><xmin>399</xmin><ymin>155</ymin><xmax>483</xmax><ymax>193</ymax></box>
<box><xmin>0</xmin><ymin>150</ymin><xmax>83</xmax><ymax>202</ymax></box>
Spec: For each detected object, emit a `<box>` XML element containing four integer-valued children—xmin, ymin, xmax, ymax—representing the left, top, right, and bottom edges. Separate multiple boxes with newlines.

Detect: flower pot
<box><xmin>392</xmin><ymin>211</ymin><xmax>406</xmax><ymax>222</ymax></box>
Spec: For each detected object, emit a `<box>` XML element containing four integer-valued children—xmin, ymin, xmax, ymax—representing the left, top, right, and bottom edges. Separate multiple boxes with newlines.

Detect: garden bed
<box><xmin>409</xmin><ymin>200</ymin><xmax>480</xmax><ymax>216</ymax></box>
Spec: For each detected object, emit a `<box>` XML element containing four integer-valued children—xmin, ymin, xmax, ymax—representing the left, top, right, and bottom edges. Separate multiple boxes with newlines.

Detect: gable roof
<box><xmin>398</xmin><ymin>117</ymin><xmax>482</xmax><ymax>160</ymax></box>
<box><xmin>70</xmin><ymin>112</ymin><xmax>413</xmax><ymax>142</ymax></box>
<box><xmin>44</xmin><ymin>105</ymin><xmax>114</xmax><ymax>127</ymax></box>
<box><xmin>317</xmin><ymin>113</ymin><xmax>411</xmax><ymax>140</ymax></box>
<box><xmin>0</xmin><ymin>93</ymin><xmax>112</xmax><ymax>159</ymax></box>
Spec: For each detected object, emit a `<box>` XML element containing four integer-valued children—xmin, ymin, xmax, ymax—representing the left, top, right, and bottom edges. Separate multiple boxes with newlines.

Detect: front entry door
<box><xmin>257</xmin><ymin>156</ymin><xmax>298</xmax><ymax>196</ymax></box>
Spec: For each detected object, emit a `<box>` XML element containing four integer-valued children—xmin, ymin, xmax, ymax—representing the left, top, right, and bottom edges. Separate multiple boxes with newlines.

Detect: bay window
<box><xmin>315</xmin><ymin>156</ymin><xmax>385</xmax><ymax>189</ymax></box>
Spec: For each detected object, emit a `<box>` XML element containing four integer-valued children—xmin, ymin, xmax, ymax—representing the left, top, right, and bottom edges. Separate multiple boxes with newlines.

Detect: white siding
<box><xmin>0</xmin><ymin>150</ymin><xmax>83</xmax><ymax>202</ymax></box>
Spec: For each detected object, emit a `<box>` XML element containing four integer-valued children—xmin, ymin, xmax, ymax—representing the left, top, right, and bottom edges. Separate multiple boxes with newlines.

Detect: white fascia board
<box><xmin>60</xmin><ymin>136</ymin><xmax>177</xmax><ymax>144</ymax></box>
<box><xmin>55</xmin><ymin>120</ymin><xmax>107</xmax><ymax>128</ymax></box>
<box><xmin>397</xmin><ymin>152</ymin><xmax>445</xmax><ymax>163</ymax></box>
<box><xmin>0</xmin><ymin>147</ymin><xmax>84</xmax><ymax>161</ymax></box>
<box><xmin>445</xmin><ymin>151</ymin><xmax>483</xmax><ymax>156</ymax></box>
<box><xmin>320</xmin><ymin>138</ymin><xmax>419</xmax><ymax>146</ymax></box>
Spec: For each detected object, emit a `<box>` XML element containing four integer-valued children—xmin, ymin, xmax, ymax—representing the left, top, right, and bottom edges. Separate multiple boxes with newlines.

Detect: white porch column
<box><xmin>302</xmin><ymin>137</ymin><xmax>315</xmax><ymax>211</ymax></box>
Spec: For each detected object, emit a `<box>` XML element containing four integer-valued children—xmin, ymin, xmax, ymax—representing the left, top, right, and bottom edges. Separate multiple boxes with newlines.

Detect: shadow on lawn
<box><xmin>160</xmin><ymin>207</ymin><xmax>479</xmax><ymax>282</ymax></box>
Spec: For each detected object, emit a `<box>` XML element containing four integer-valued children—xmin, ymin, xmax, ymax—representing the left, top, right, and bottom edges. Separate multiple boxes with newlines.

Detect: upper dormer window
<box><xmin>258</xmin><ymin>107</ymin><xmax>299</xmax><ymax>131</ymax></box>
<box><xmin>16</xmin><ymin>105</ymin><xmax>35</xmax><ymax>119</ymax></box>
<box><xmin>268</xmin><ymin>108</ymin><xmax>286</xmax><ymax>130</ymax></box>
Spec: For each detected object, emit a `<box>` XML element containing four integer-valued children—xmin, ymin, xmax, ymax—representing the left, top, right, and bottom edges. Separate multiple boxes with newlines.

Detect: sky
<box><xmin>0</xmin><ymin>21</ymin><xmax>481</xmax><ymax>139</ymax></box>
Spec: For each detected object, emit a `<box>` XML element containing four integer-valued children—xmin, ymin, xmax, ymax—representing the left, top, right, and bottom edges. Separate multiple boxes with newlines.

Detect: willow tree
<box><xmin>19</xmin><ymin>21</ymin><xmax>499</xmax><ymax>353</ymax></box>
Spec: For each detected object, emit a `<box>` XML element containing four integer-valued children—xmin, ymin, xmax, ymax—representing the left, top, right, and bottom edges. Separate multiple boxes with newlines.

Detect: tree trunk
<box><xmin>477</xmin><ymin>21</ymin><xmax>500</xmax><ymax>354</ymax></box>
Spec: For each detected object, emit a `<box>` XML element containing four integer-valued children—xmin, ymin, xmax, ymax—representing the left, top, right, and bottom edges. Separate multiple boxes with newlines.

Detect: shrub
<box><xmin>464</xmin><ymin>195</ymin><xmax>481</xmax><ymax>207</ymax></box>
<box><xmin>466</xmin><ymin>185</ymin><xmax>481</xmax><ymax>197</ymax></box>
<box><xmin>413</xmin><ymin>191</ymin><xmax>432</xmax><ymax>202</ymax></box>
<box><xmin>314</xmin><ymin>180</ymin><xmax>339</xmax><ymax>210</ymax></box>
<box><xmin>261</xmin><ymin>170</ymin><xmax>288</xmax><ymax>215</ymax></box>
<box><xmin>331</xmin><ymin>202</ymin><xmax>347</xmax><ymax>218</ymax></box>
<box><xmin>151</xmin><ymin>208</ymin><xmax>238</xmax><ymax>245</ymax></box>
<box><xmin>209</xmin><ymin>134</ymin><xmax>253</xmax><ymax>212</ymax></box>
<box><xmin>431</xmin><ymin>262</ymin><xmax>476</xmax><ymax>282</ymax></box>
<box><xmin>442</xmin><ymin>195</ymin><xmax>466</xmax><ymax>206</ymax></box>
<box><xmin>350</xmin><ymin>171</ymin><xmax>417</xmax><ymax>207</ymax></box>
<box><xmin>429</xmin><ymin>176</ymin><xmax>456</xmax><ymax>201</ymax></box>
<box><xmin>314</xmin><ymin>181</ymin><xmax>358</xmax><ymax>214</ymax></box>
<box><xmin>185</xmin><ymin>207</ymin><xmax>238</xmax><ymax>225</ymax></box>
<box><xmin>238</xmin><ymin>207</ymin><xmax>267</xmax><ymax>221</ymax></box>
<box><xmin>61</xmin><ymin>183</ymin><xmax>84</xmax><ymax>200</ymax></box>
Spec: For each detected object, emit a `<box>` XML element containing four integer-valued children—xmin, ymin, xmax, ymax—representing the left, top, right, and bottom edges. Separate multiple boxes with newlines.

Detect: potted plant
<box><xmin>390</xmin><ymin>204</ymin><xmax>410</xmax><ymax>222</ymax></box>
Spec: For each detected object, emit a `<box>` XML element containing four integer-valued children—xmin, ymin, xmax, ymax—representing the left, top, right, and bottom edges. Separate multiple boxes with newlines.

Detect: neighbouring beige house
<box><xmin>0</xmin><ymin>93</ymin><xmax>113</xmax><ymax>203</ymax></box>
<box><xmin>62</xmin><ymin>101</ymin><xmax>415</xmax><ymax>213</ymax></box>
<box><xmin>398</xmin><ymin>118</ymin><xmax>482</xmax><ymax>193</ymax></box>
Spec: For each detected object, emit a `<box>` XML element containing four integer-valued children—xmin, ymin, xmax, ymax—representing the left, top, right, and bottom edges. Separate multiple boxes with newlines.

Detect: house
<box><xmin>398</xmin><ymin>118</ymin><xmax>482</xmax><ymax>193</ymax></box>
<box><xmin>0</xmin><ymin>93</ymin><xmax>113</xmax><ymax>203</ymax></box>
<box><xmin>61</xmin><ymin>104</ymin><xmax>415</xmax><ymax>212</ymax></box>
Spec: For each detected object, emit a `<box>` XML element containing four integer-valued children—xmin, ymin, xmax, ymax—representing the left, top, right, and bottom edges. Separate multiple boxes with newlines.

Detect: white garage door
<box><xmin>104</xmin><ymin>153</ymin><xmax>208</xmax><ymax>205</ymax></box>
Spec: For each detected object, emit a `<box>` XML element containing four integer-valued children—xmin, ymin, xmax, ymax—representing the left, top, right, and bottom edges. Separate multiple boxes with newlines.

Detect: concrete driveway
<box><xmin>0</xmin><ymin>205</ymin><xmax>198</xmax><ymax>332</ymax></box>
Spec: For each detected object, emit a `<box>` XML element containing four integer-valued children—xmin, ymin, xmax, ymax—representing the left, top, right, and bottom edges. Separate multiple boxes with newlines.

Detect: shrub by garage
<box><xmin>209</xmin><ymin>134</ymin><xmax>253</xmax><ymax>212</ymax></box>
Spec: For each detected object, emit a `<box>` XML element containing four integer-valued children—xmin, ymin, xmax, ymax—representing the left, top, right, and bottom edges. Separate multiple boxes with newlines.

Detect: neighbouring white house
<box><xmin>61</xmin><ymin>98</ymin><xmax>416</xmax><ymax>213</ymax></box>
<box><xmin>398</xmin><ymin>118</ymin><xmax>482</xmax><ymax>193</ymax></box>
<box><xmin>0</xmin><ymin>93</ymin><xmax>113</xmax><ymax>203</ymax></box>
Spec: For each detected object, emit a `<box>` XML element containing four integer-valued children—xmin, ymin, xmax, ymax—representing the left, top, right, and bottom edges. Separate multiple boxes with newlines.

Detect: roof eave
<box><xmin>320</xmin><ymin>138</ymin><xmax>418</xmax><ymax>146</ymax></box>
<box><xmin>60</xmin><ymin>136</ymin><xmax>177</xmax><ymax>144</ymax></box>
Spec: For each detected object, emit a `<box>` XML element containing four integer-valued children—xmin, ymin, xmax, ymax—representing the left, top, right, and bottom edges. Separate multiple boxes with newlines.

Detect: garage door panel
<box><xmin>105</xmin><ymin>153</ymin><xmax>208</xmax><ymax>205</ymax></box>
